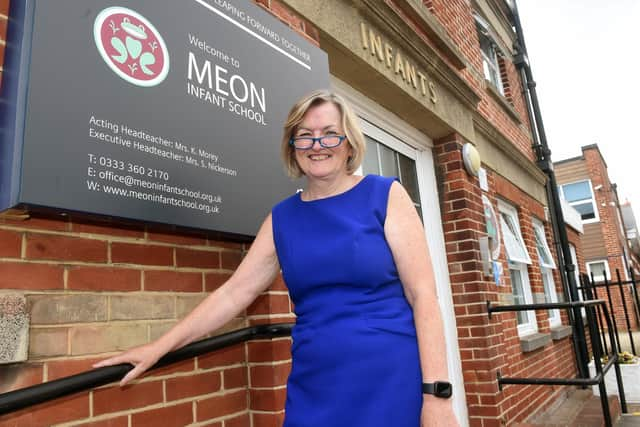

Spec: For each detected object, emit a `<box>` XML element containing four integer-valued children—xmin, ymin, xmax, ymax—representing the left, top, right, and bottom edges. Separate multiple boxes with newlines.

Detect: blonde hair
<box><xmin>281</xmin><ymin>89</ymin><xmax>366</xmax><ymax>178</ymax></box>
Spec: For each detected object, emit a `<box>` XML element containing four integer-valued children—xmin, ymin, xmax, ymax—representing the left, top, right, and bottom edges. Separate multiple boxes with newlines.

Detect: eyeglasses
<box><xmin>289</xmin><ymin>135</ymin><xmax>347</xmax><ymax>150</ymax></box>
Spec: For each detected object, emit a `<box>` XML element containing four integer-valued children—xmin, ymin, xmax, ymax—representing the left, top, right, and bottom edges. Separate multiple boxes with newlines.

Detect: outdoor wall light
<box><xmin>462</xmin><ymin>143</ymin><xmax>481</xmax><ymax>177</ymax></box>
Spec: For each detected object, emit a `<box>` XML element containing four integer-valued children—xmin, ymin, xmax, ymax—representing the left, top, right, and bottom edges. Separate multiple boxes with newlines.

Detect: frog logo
<box><xmin>94</xmin><ymin>7</ymin><xmax>169</xmax><ymax>87</ymax></box>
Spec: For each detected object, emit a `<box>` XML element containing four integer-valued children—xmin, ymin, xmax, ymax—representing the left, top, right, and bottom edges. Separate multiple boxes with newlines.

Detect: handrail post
<box><xmin>616</xmin><ymin>268</ymin><xmax>636</xmax><ymax>355</ymax></box>
<box><xmin>601</xmin><ymin>304</ymin><xmax>628</xmax><ymax>414</ymax></box>
<box><xmin>585</xmin><ymin>299</ymin><xmax>612</xmax><ymax>427</ymax></box>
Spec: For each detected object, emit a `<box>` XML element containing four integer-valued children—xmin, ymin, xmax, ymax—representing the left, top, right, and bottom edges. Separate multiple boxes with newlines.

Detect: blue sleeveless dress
<box><xmin>272</xmin><ymin>175</ymin><xmax>422</xmax><ymax>427</ymax></box>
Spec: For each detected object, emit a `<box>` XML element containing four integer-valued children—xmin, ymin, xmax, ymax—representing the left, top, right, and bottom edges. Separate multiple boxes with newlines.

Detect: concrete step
<box><xmin>617</xmin><ymin>414</ymin><xmax>640</xmax><ymax>427</ymax></box>
<box><xmin>516</xmin><ymin>389</ymin><xmax>621</xmax><ymax>427</ymax></box>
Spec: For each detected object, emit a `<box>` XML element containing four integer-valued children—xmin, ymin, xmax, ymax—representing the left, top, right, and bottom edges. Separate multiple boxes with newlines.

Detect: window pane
<box><xmin>572</xmin><ymin>201</ymin><xmax>596</xmax><ymax>221</ymax></box>
<box><xmin>378</xmin><ymin>143</ymin><xmax>399</xmax><ymax>178</ymax></box>
<box><xmin>542</xmin><ymin>270</ymin><xmax>557</xmax><ymax>319</ymax></box>
<box><xmin>363</xmin><ymin>137</ymin><xmax>380</xmax><ymax>176</ymax></box>
<box><xmin>509</xmin><ymin>268</ymin><xmax>527</xmax><ymax>325</ymax></box>
<box><xmin>533</xmin><ymin>225</ymin><xmax>554</xmax><ymax>268</ymax></box>
<box><xmin>398</xmin><ymin>154</ymin><xmax>420</xmax><ymax>203</ymax></box>
<box><xmin>562</xmin><ymin>181</ymin><xmax>592</xmax><ymax>203</ymax></box>
<box><xmin>500</xmin><ymin>214</ymin><xmax>528</xmax><ymax>262</ymax></box>
<box><xmin>534</xmin><ymin>229</ymin><xmax>551</xmax><ymax>265</ymax></box>
<box><xmin>589</xmin><ymin>262</ymin><xmax>608</xmax><ymax>281</ymax></box>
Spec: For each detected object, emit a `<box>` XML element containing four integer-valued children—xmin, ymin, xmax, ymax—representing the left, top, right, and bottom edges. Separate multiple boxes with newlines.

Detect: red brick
<box><xmin>249</xmin><ymin>388</ymin><xmax>286</xmax><ymax>411</ymax></box>
<box><xmin>198</xmin><ymin>344</ymin><xmax>245</xmax><ymax>369</ymax></box>
<box><xmin>0</xmin><ymin>229</ymin><xmax>21</xmax><ymax>258</ymax></box>
<box><xmin>0</xmin><ymin>262</ymin><xmax>63</xmax><ymax>290</ymax></box>
<box><xmin>0</xmin><ymin>363</ymin><xmax>43</xmax><ymax>393</ymax></box>
<box><xmin>144</xmin><ymin>270</ymin><xmax>202</xmax><ymax>292</ymax></box>
<box><xmin>249</xmin><ymin>363</ymin><xmax>290</xmax><ymax>388</ymax></box>
<box><xmin>72</xmin><ymin>416</ymin><xmax>128</xmax><ymax>427</ymax></box>
<box><xmin>207</xmin><ymin>239</ymin><xmax>244</xmax><ymax>250</ymax></box>
<box><xmin>0</xmin><ymin>392</ymin><xmax>89</xmax><ymax>427</ymax></box>
<box><xmin>147</xmin><ymin>228</ymin><xmax>207</xmax><ymax>246</ymax></box>
<box><xmin>67</xmin><ymin>267</ymin><xmax>140</xmax><ymax>291</ymax></box>
<box><xmin>221</xmin><ymin>251</ymin><xmax>243</xmax><ymax>269</ymax></box>
<box><xmin>175</xmin><ymin>247</ymin><xmax>220</xmax><ymax>268</ymax></box>
<box><xmin>148</xmin><ymin>358</ymin><xmax>195</xmax><ymax>378</ymax></box>
<box><xmin>111</xmin><ymin>242</ymin><xmax>173</xmax><ymax>266</ymax></box>
<box><xmin>47</xmin><ymin>358</ymin><xmax>100</xmax><ymax>381</ymax></box>
<box><xmin>252</xmin><ymin>412</ymin><xmax>285</xmax><ymax>427</ymax></box>
<box><xmin>270</xmin><ymin>0</ymin><xmax>304</xmax><ymax>30</ymax></box>
<box><xmin>225</xmin><ymin>413</ymin><xmax>250</xmax><ymax>427</ymax></box>
<box><xmin>247</xmin><ymin>294</ymin><xmax>291</xmax><ymax>316</ymax></box>
<box><xmin>195</xmin><ymin>390</ymin><xmax>248</xmax><ymax>421</ymax></box>
<box><xmin>205</xmin><ymin>271</ymin><xmax>231</xmax><ymax>291</ymax></box>
<box><xmin>247</xmin><ymin>339</ymin><xmax>291</xmax><ymax>363</ymax></box>
<box><xmin>165</xmin><ymin>371</ymin><xmax>221</xmax><ymax>401</ymax></box>
<box><xmin>268</xmin><ymin>274</ymin><xmax>287</xmax><ymax>291</ymax></box>
<box><xmin>25</xmin><ymin>234</ymin><xmax>107</xmax><ymax>262</ymax></box>
<box><xmin>223</xmin><ymin>366</ymin><xmax>248</xmax><ymax>390</ymax></box>
<box><xmin>70</xmin><ymin>220</ymin><xmax>144</xmax><ymax>238</ymax></box>
<box><xmin>93</xmin><ymin>381</ymin><xmax>163</xmax><ymax>415</ymax></box>
<box><xmin>0</xmin><ymin>216</ymin><xmax>69</xmax><ymax>232</ymax></box>
<box><xmin>131</xmin><ymin>402</ymin><xmax>193</xmax><ymax>427</ymax></box>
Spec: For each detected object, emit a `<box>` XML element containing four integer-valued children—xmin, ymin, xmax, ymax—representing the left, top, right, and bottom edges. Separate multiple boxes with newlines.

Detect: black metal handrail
<box><xmin>487</xmin><ymin>300</ymin><xmax>626</xmax><ymax>427</ymax></box>
<box><xmin>0</xmin><ymin>323</ymin><xmax>293</xmax><ymax>416</ymax></box>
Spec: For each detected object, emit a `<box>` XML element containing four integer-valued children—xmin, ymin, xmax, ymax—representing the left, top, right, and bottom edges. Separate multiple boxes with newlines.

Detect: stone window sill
<box><xmin>551</xmin><ymin>325</ymin><xmax>573</xmax><ymax>341</ymax></box>
<box><xmin>520</xmin><ymin>332</ymin><xmax>551</xmax><ymax>353</ymax></box>
<box><xmin>485</xmin><ymin>82</ymin><xmax>522</xmax><ymax>124</ymax></box>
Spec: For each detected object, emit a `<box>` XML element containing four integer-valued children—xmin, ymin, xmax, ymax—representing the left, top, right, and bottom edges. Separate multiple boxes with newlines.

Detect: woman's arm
<box><xmin>94</xmin><ymin>214</ymin><xmax>280</xmax><ymax>385</ymax></box>
<box><xmin>384</xmin><ymin>182</ymin><xmax>458</xmax><ymax>425</ymax></box>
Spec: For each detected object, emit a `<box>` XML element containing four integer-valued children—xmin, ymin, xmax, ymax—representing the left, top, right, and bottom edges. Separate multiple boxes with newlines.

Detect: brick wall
<box><xmin>419</xmin><ymin>0</ymin><xmax>535</xmax><ymax>161</ymax></box>
<box><xmin>581</xmin><ymin>147</ymin><xmax>638</xmax><ymax>331</ymax></box>
<box><xmin>435</xmin><ymin>133</ymin><xmax>578</xmax><ymax>426</ymax></box>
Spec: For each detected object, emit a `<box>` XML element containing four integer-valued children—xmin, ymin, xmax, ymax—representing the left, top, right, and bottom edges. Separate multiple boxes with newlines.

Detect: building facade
<box><xmin>0</xmin><ymin>1</ymin><xmax>584</xmax><ymax>426</ymax></box>
<box><xmin>621</xmin><ymin>201</ymin><xmax>640</xmax><ymax>276</ymax></box>
<box><xmin>555</xmin><ymin>144</ymin><xmax>638</xmax><ymax>329</ymax></box>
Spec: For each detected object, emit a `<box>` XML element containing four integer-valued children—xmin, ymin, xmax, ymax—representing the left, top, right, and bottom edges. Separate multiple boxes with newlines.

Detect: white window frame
<box><xmin>508</xmin><ymin>261</ymin><xmax>538</xmax><ymax>336</ymax></box>
<box><xmin>559</xmin><ymin>179</ymin><xmax>600</xmax><ymax>224</ymax></box>
<box><xmin>541</xmin><ymin>269</ymin><xmax>561</xmax><ymax>328</ymax></box>
<box><xmin>532</xmin><ymin>219</ymin><xmax>560</xmax><ymax>327</ymax></box>
<box><xmin>532</xmin><ymin>219</ymin><xmax>556</xmax><ymax>269</ymax></box>
<box><xmin>586</xmin><ymin>259</ymin><xmax>611</xmax><ymax>282</ymax></box>
<box><xmin>498</xmin><ymin>201</ymin><xmax>536</xmax><ymax>335</ymax></box>
<box><xmin>474</xmin><ymin>13</ymin><xmax>504</xmax><ymax>94</ymax></box>
<box><xmin>498</xmin><ymin>201</ymin><xmax>532</xmax><ymax>264</ymax></box>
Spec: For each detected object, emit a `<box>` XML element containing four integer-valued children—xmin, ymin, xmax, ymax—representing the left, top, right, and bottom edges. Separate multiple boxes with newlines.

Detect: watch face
<box><xmin>435</xmin><ymin>382</ymin><xmax>453</xmax><ymax>398</ymax></box>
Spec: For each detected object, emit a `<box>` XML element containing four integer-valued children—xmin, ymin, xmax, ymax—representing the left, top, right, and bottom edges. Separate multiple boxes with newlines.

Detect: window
<box><xmin>533</xmin><ymin>221</ymin><xmax>556</xmax><ymax>269</ymax></box>
<box><xmin>362</xmin><ymin>134</ymin><xmax>422</xmax><ymax>220</ymax></box>
<box><xmin>587</xmin><ymin>260</ymin><xmax>610</xmax><ymax>282</ymax></box>
<box><xmin>509</xmin><ymin>262</ymin><xmax>537</xmax><ymax>335</ymax></box>
<box><xmin>499</xmin><ymin>201</ymin><xmax>536</xmax><ymax>335</ymax></box>
<box><xmin>559</xmin><ymin>180</ymin><xmax>599</xmax><ymax>223</ymax></box>
<box><xmin>498</xmin><ymin>202</ymin><xmax>531</xmax><ymax>265</ymax></box>
<box><xmin>533</xmin><ymin>219</ymin><xmax>560</xmax><ymax>327</ymax></box>
<box><xmin>475</xmin><ymin>14</ymin><xmax>504</xmax><ymax>94</ymax></box>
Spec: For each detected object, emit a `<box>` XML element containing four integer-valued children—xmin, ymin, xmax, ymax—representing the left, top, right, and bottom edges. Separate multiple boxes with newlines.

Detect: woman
<box><xmin>95</xmin><ymin>90</ymin><xmax>458</xmax><ymax>426</ymax></box>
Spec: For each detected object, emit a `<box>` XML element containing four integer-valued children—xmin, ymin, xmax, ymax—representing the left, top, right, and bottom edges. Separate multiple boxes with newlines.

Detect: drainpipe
<box><xmin>510</xmin><ymin>0</ymin><xmax>590</xmax><ymax>379</ymax></box>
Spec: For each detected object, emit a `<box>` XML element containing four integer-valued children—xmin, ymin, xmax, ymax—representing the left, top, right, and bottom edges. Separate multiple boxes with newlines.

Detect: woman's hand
<box><xmin>93</xmin><ymin>341</ymin><xmax>167</xmax><ymax>387</ymax></box>
<box><xmin>421</xmin><ymin>398</ymin><xmax>459</xmax><ymax>427</ymax></box>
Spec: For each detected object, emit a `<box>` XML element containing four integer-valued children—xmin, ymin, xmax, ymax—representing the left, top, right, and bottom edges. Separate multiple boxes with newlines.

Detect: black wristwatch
<box><xmin>422</xmin><ymin>381</ymin><xmax>452</xmax><ymax>398</ymax></box>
